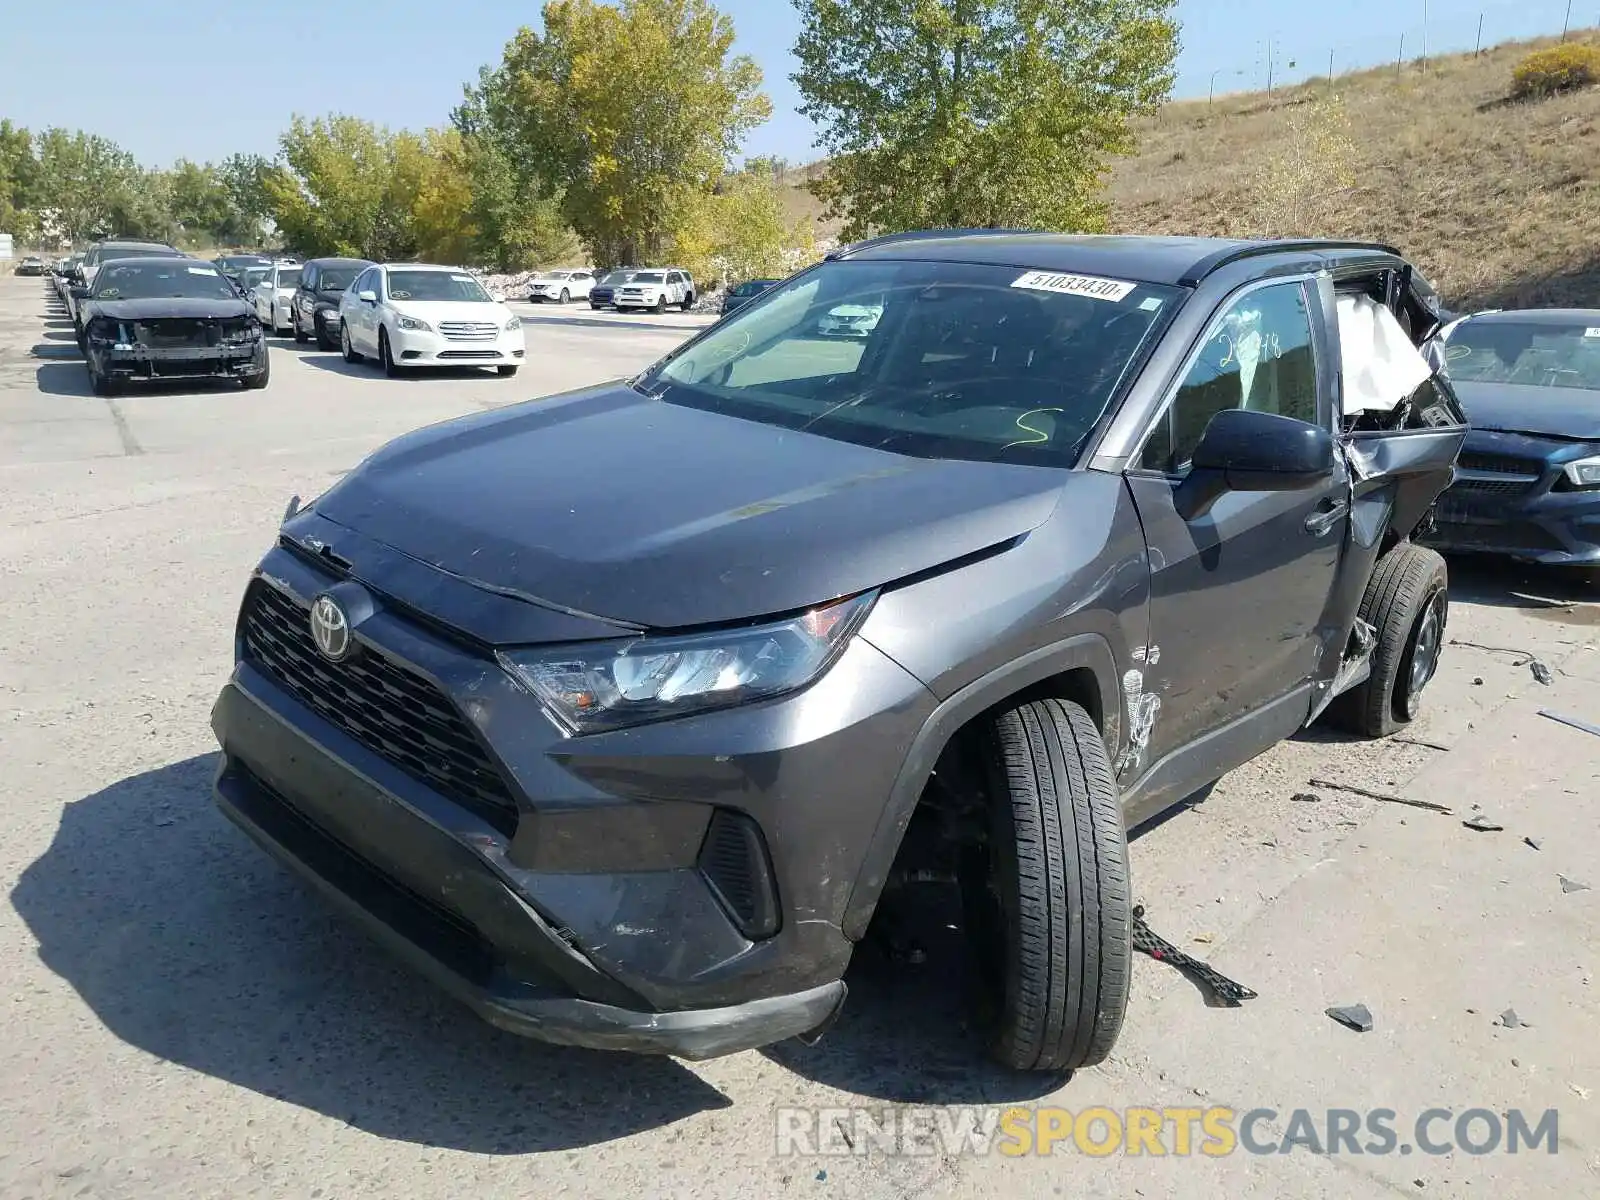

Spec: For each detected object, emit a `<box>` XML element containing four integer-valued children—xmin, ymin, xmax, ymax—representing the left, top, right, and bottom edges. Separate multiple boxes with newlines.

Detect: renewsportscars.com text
<box><xmin>775</xmin><ymin>1105</ymin><xmax>1559</xmax><ymax>1158</ymax></box>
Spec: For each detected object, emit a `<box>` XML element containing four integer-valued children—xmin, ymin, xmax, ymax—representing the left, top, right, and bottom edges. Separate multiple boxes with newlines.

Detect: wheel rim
<box><xmin>341</xmin><ymin>326</ymin><xmax>350</xmax><ymax>356</ymax></box>
<box><xmin>1403</xmin><ymin>589</ymin><xmax>1447</xmax><ymax>715</ymax></box>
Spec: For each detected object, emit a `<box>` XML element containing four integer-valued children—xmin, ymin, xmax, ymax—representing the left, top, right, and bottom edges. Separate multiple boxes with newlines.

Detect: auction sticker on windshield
<box><xmin>187</xmin><ymin>266</ymin><xmax>218</xmax><ymax>275</ymax></box>
<box><xmin>1011</xmin><ymin>271</ymin><xmax>1137</xmax><ymax>302</ymax></box>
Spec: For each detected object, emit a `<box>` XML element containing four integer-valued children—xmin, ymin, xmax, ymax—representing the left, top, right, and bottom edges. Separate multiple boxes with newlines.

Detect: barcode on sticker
<box><xmin>1585</xmin><ymin>327</ymin><xmax>1600</xmax><ymax>338</ymax></box>
<box><xmin>1011</xmin><ymin>271</ymin><xmax>1136</xmax><ymax>302</ymax></box>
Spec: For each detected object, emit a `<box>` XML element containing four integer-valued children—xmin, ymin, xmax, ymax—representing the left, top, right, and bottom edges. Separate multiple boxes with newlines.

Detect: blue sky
<box><xmin>1</xmin><ymin>0</ymin><xmax>1588</xmax><ymax>169</ymax></box>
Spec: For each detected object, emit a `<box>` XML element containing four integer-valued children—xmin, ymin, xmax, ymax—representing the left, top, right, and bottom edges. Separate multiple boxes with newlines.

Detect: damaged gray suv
<box><xmin>211</xmin><ymin>233</ymin><xmax>1467</xmax><ymax>1073</ymax></box>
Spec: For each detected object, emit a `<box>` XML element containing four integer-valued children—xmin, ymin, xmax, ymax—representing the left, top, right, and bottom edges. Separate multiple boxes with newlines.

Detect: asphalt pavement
<box><xmin>1</xmin><ymin>273</ymin><xmax>1597</xmax><ymax>1199</ymax></box>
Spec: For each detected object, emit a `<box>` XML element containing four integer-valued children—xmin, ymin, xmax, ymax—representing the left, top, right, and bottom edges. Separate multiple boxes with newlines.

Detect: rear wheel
<box><xmin>962</xmin><ymin>697</ymin><xmax>1132</xmax><ymax>1072</ymax></box>
<box><xmin>1327</xmin><ymin>543</ymin><xmax>1449</xmax><ymax>738</ymax></box>
<box><xmin>340</xmin><ymin>322</ymin><xmax>361</xmax><ymax>364</ymax></box>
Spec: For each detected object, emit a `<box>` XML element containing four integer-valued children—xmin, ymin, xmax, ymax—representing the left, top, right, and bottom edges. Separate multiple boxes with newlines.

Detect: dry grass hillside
<box><xmin>783</xmin><ymin>32</ymin><xmax>1600</xmax><ymax>310</ymax></box>
<box><xmin>1111</xmin><ymin>31</ymin><xmax>1600</xmax><ymax>309</ymax></box>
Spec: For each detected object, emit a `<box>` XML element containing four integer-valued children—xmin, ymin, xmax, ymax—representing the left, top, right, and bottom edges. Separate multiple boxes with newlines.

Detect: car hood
<box><xmin>89</xmin><ymin>297</ymin><xmax>254</xmax><ymax>321</ymax></box>
<box><xmin>385</xmin><ymin>300</ymin><xmax>513</xmax><ymax>325</ymax></box>
<box><xmin>1451</xmin><ymin>380</ymin><xmax>1600</xmax><ymax>441</ymax></box>
<box><xmin>305</xmin><ymin>383</ymin><xmax>1067</xmax><ymax>630</ymax></box>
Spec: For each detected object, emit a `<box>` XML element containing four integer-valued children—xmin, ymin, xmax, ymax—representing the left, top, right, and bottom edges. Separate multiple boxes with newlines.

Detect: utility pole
<box><xmin>1396</xmin><ymin>33</ymin><xmax>1405</xmax><ymax>78</ymax></box>
<box><xmin>1561</xmin><ymin>0</ymin><xmax>1572</xmax><ymax>40</ymax></box>
<box><xmin>1421</xmin><ymin>0</ymin><xmax>1429</xmax><ymax>73</ymax></box>
<box><xmin>1474</xmin><ymin>12</ymin><xmax>1484</xmax><ymax>56</ymax></box>
<box><xmin>1328</xmin><ymin>48</ymin><xmax>1336</xmax><ymax>90</ymax></box>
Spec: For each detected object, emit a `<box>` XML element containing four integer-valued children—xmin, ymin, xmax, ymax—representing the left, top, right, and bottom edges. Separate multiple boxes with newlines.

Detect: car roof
<box><xmin>305</xmin><ymin>257</ymin><xmax>371</xmax><ymax>267</ymax></box>
<box><xmin>1453</xmin><ymin>307</ymin><xmax>1600</xmax><ymax>325</ymax></box>
<box><xmin>97</xmin><ymin>239</ymin><xmax>177</xmax><ymax>250</ymax></box>
<box><xmin>99</xmin><ymin>256</ymin><xmax>204</xmax><ymax>268</ymax></box>
<box><xmin>829</xmin><ymin>231</ymin><xmax>1404</xmax><ymax>287</ymax></box>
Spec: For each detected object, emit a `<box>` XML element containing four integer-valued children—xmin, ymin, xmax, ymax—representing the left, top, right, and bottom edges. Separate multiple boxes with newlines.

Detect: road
<box><xmin>1</xmin><ymin>273</ymin><xmax>1597</xmax><ymax>1198</ymax></box>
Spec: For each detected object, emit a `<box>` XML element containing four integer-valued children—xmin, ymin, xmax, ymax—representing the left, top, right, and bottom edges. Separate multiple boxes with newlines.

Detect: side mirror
<box><xmin>358</xmin><ymin>290</ymin><xmax>377</xmax><ymax>304</ymax></box>
<box><xmin>70</xmin><ymin>285</ymin><xmax>90</xmax><ymax>301</ymax></box>
<box><xmin>1174</xmin><ymin>408</ymin><xmax>1335</xmax><ymax>521</ymax></box>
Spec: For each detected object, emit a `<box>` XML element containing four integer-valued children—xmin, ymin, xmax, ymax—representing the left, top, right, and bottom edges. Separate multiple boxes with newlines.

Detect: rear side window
<box><xmin>302</xmin><ymin>264</ymin><xmax>318</xmax><ymax>290</ymax></box>
<box><xmin>1139</xmin><ymin>281</ymin><xmax>1320</xmax><ymax>473</ymax></box>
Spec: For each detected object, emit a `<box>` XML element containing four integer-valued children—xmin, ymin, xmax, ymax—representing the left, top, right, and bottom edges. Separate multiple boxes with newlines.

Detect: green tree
<box><xmin>166</xmin><ymin>159</ymin><xmax>234</xmax><ymax>243</ymax></box>
<box><xmin>709</xmin><ymin>168</ymin><xmax>812</xmax><ymax>283</ymax></box>
<box><xmin>791</xmin><ymin>0</ymin><xmax>1180</xmax><ymax>239</ymax></box>
<box><xmin>0</xmin><ymin>120</ymin><xmax>40</xmax><ymax>239</ymax></box>
<box><xmin>31</xmin><ymin>128</ymin><xmax>144</xmax><ymax>242</ymax></box>
<box><xmin>218</xmin><ymin>153</ymin><xmax>275</xmax><ymax>245</ymax></box>
<box><xmin>476</xmin><ymin>0</ymin><xmax>771</xmax><ymax>266</ymax></box>
<box><xmin>267</xmin><ymin>115</ymin><xmax>413</xmax><ymax>258</ymax></box>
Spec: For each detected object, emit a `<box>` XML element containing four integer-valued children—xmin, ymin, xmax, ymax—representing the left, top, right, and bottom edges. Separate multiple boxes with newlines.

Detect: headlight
<box><xmin>498</xmin><ymin>592</ymin><xmax>875</xmax><ymax>735</ymax></box>
<box><xmin>396</xmin><ymin>314</ymin><xmax>432</xmax><ymax>332</ymax></box>
<box><xmin>1562</xmin><ymin>456</ymin><xmax>1600</xmax><ymax>489</ymax></box>
<box><xmin>223</xmin><ymin>323</ymin><xmax>262</xmax><ymax>344</ymax></box>
<box><xmin>504</xmin><ymin>315</ymin><xmax>521</xmax><ymax>330</ymax></box>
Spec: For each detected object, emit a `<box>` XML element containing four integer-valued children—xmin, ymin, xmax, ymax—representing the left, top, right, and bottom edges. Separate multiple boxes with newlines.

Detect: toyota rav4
<box><xmin>211</xmin><ymin>233</ymin><xmax>1467</xmax><ymax>1071</ymax></box>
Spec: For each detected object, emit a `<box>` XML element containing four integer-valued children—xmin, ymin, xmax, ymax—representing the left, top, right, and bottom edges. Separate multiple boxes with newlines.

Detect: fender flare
<box><xmin>840</xmin><ymin>632</ymin><xmax>1122</xmax><ymax>940</ymax></box>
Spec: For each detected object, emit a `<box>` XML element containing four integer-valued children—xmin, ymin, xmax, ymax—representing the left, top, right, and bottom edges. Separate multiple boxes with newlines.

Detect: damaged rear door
<box><xmin>1119</xmin><ymin>276</ymin><xmax>1350</xmax><ymax>808</ymax></box>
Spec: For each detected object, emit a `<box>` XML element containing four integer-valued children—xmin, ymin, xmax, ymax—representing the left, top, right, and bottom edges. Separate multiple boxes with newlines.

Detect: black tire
<box><xmin>964</xmin><ymin>697</ymin><xmax>1132</xmax><ymax>1072</ymax></box>
<box><xmin>293</xmin><ymin>311</ymin><xmax>308</xmax><ymax>343</ymax></box>
<box><xmin>496</xmin><ymin>364</ymin><xmax>518</xmax><ymax>377</ymax></box>
<box><xmin>654</xmin><ymin>295</ymin><xmax>667</xmax><ymax>314</ymax></box>
<box><xmin>243</xmin><ymin>351</ymin><xmax>270</xmax><ymax>390</ymax></box>
<box><xmin>559</xmin><ymin>288</ymin><xmax>570</xmax><ymax>304</ymax></box>
<box><xmin>681</xmin><ymin>292</ymin><xmax>695</xmax><ymax>312</ymax></box>
<box><xmin>316</xmin><ymin>323</ymin><xmax>335</xmax><ymax>351</ymax></box>
<box><xmin>590</xmin><ymin>302</ymin><xmax>603</xmax><ymax>310</ymax></box>
<box><xmin>1327</xmin><ymin>542</ymin><xmax>1449</xmax><ymax>738</ymax></box>
<box><xmin>341</xmin><ymin>322</ymin><xmax>361</xmax><ymax>363</ymax></box>
<box><xmin>88</xmin><ymin>361</ymin><xmax>117</xmax><ymax>397</ymax></box>
<box><xmin>379</xmin><ymin>327</ymin><xmax>403</xmax><ymax>377</ymax></box>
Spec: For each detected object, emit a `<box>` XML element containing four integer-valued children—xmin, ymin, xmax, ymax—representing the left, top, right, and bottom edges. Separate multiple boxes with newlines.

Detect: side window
<box><xmin>1139</xmin><ymin>281</ymin><xmax>1319</xmax><ymax>473</ymax></box>
<box><xmin>302</xmin><ymin>264</ymin><xmax>317</xmax><ymax>290</ymax></box>
<box><xmin>667</xmin><ymin>271</ymin><xmax>681</xmax><ymax>285</ymax></box>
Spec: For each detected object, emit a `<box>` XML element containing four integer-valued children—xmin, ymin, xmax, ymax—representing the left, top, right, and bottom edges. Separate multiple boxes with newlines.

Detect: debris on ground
<box><xmin>1131</xmin><ymin>906</ymin><xmax>1258</xmax><ymax>1006</ymax></box>
<box><xmin>1307</xmin><ymin>777</ymin><xmax>1452</xmax><ymax>814</ymax></box>
<box><xmin>1394</xmin><ymin>736</ymin><xmax>1453</xmax><ymax>751</ymax></box>
<box><xmin>1530</xmin><ymin>660</ymin><xmax>1554</xmax><ymax>685</ymax></box>
<box><xmin>1573</xmin><ymin>1084</ymin><xmax>1591</xmax><ymax>1099</ymax></box>
<box><xmin>1462</xmin><ymin>815</ymin><xmax>1506</xmax><ymax>832</ymax></box>
<box><xmin>1497</xmin><ymin>1008</ymin><xmax>1526</xmax><ymax>1028</ymax></box>
<box><xmin>1525</xmin><ymin>837</ymin><xmax>1544</xmax><ymax>851</ymax></box>
<box><xmin>1472</xmin><ymin>677</ymin><xmax>1485</xmax><ymax>686</ymax></box>
<box><xmin>1290</xmin><ymin>792</ymin><xmax>1321</xmax><ymax>803</ymax></box>
<box><xmin>1326</xmin><ymin>1003</ymin><xmax>1374</xmax><ymax>1032</ymax></box>
<box><xmin>1539</xmin><ymin>709</ymin><xmax>1600</xmax><ymax>739</ymax></box>
<box><xmin>1560</xmin><ymin>876</ymin><xmax>1591</xmax><ymax>895</ymax></box>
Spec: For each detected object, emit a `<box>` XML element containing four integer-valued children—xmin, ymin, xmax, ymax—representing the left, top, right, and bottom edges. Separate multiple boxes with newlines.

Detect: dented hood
<box><xmin>307</xmin><ymin>384</ymin><xmax>1066</xmax><ymax>630</ymax></box>
<box><xmin>1451</xmin><ymin>380</ymin><xmax>1600</xmax><ymax>441</ymax></box>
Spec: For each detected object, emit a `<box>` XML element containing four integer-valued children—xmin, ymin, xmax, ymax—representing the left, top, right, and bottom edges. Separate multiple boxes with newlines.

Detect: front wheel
<box><xmin>379</xmin><ymin>328</ymin><xmax>402</xmax><ymax>377</ymax></box>
<box><xmin>681</xmin><ymin>292</ymin><xmax>695</xmax><ymax>312</ymax></box>
<box><xmin>88</xmin><ymin>360</ymin><xmax>117</xmax><ymax>397</ymax></box>
<box><xmin>292</xmin><ymin>312</ymin><xmax>308</xmax><ymax>343</ymax></box>
<box><xmin>962</xmin><ymin>697</ymin><xmax>1132</xmax><ymax>1072</ymax></box>
<box><xmin>1327</xmin><ymin>542</ymin><xmax>1449</xmax><ymax>738</ymax></box>
<box><xmin>654</xmin><ymin>295</ymin><xmax>667</xmax><ymax>314</ymax></box>
<box><xmin>243</xmin><ymin>352</ymin><xmax>271</xmax><ymax>390</ymax></box>
<box><xmin>559</xmin><ymin>288</ymin><xmax>570</xmax><ymax>304</ymax></box>
<box><xmin>341</xmin><ymin>322</ymin><xmax>361</xmax><ymax>364</ymax></box>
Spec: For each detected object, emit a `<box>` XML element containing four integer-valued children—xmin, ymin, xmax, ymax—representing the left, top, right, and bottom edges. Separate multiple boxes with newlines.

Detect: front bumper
<box><xmin>390</xmin><ymin>325</ymin><xmax>526</xmax><ymax>366</ymax></box>
<box><xmin>210</xmin><ymin>533</ymin><xmax>935</xmax><ymax>1055</ymax></box>
<box><xmin>615</xmin><ymin>292</ymin><xmax>668</xmax><ymax>309</ymax></box>
<box><xmin>93</xmin><ymin>341</ymin><xmax>266</xmax><ymax>381</ymax></box>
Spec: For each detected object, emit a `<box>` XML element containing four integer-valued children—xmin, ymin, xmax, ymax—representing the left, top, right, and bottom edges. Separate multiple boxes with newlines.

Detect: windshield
<box><xmin>600</xmin><ymin>271</ymin><xmax>635</xmax><ymax>286</ymax></box>
<box><xmin>645</xmin><ymin>259</ymin><xmax>1180</xmax><ymax>467</ymax></box>
<box><xmin>97</xmin><ymin>248</ymin><xmax>175</xmax><ymax>267</ymax></box>
<box><xmin>732</xmin><ymin>280</ymin><xmax>775</xmax><ymax>296</ymax></box>
<box><xmin>240</xmin><ymin>268</ymin><xmax>269</xmax><ymax>290</ymax></box>
<box><xmin>275</xmin><ymin>268</ymin><xmax>302</xmax><ymax>290</ymax></box>
<box><xmin>386</xmin><ymin>270</ymin><xmax>490</xmax><ymax>302</ymax></box>
<box><xmin>631</xmin><ymin>272</ymin><xmax>666</xmax><ymax>284</ymax></box>
<box><xmin>1443</xmin><ymin>319</ymin><xmax>1600</xmax><ymax>392</ymax></box>
<box><xmin>92</xmin><ymin>261</ymin><xmax>239</xmax><ymax>301</ymax></box>
<box><xmin>317</xmin><ymin>267</ymin><xmax>360</xmax><ymax>291</ymax></box>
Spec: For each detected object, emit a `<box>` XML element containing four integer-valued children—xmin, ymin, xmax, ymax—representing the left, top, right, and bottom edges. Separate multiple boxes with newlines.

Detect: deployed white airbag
<box><xmin>1336</xmin><ymin>292</ymin><xmax>1433</xmax><ymax>416</ymax></box>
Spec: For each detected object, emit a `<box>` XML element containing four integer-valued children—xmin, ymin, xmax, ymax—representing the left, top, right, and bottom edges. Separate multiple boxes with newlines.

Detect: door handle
<box><xmin>1305</xmin><ymin>500</ymin><xmax>1349</xmax><ymax>536</ymax></box>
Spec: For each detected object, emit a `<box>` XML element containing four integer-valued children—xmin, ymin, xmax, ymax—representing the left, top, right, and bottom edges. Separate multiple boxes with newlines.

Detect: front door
<box><xmin>1123</xmin><ymin>278</ymin><xmax>1350</xmax><ymax>773</ymax></box>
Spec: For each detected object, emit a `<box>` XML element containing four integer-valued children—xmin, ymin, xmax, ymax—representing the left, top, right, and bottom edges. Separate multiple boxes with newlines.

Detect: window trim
<box><xmin>1125</xmin><ymin>272</ymin><xmax>1323</xmax><ymax>479</ymax></box>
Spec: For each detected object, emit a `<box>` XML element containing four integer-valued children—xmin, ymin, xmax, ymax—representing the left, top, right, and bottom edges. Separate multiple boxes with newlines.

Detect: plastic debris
<box><xmin>1539</xmin><ymin>709</ymin><xmax>1600</xmax><ymax>739</ymax></box>
<box><xmin>1132</xmin><ymin>906</ymin><xmax>1258</xmax><ymax>1006</ymax></box>
<box><xmin>1291</xmin><ymin>792</ymin><xmax>1322</xmax><ymax>803</ymax></box>
<box><xmin>1560</xmin><ymin>876</ymin><xmax>1591</xmax><ymax>895</ymax></box>
<box><xmin>1497</xmin><ymin>1008</ymin><xmax>1525</xmax><ymax>1029</ymax></box>
<box><xmin>1326</xmin><ymin>1003</ymin><xmax>1374</xmax><ymax>1032</ymax></box>
<box><xmin>1530</xmin><ymin>660</ymin><xmax>1554</xmax><ymax>685</ymax></box>
<box><xmin>1462</xmin><ymin>815</ymin><xmax>1505</xmax><ymax>832</ymax></box>
<box><xmin>1525</xmin><ymin>837</ymin><xmax>1544</xmax><ymax>851</ymax></box>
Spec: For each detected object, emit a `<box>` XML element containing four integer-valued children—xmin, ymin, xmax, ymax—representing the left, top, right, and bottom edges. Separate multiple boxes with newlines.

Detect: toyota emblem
<box><xmin>309</xmin><ymin>594</ymin><xmax>352</xmax><ymax>661</ymax></box>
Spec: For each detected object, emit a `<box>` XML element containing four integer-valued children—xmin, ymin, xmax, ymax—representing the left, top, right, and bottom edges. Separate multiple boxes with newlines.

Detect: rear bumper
<box><xmin>211</xmin><ymin>678</ymin><xmax>848</xmax><ymax>1058</ymax></box>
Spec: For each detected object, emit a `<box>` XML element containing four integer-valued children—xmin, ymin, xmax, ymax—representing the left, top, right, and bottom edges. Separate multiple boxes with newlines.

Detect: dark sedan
<box><xmin>79</xmin><ymin>257</ymin><xmax>268</xmax><ymax>395</ymax></box>
<box><xmin>588</xmin><ymin>268</ymin><xmax>638</xmax><ymax>310</ymax></box>
<box><xmin>214</xmin><ymin>254</ymin><xmax>276</xmax><ymax>283</ymax></box>
<box><xmin>1421</xmin><ymin>308</ymin><xmax>1600</xmax><ymax>568</ymax></box>
<box><xmin>719</xmin><ymin>277</ymin><xmax>781</xmax><ymax>316</ymax></box>
<box><xmin>289</xmin><ymin>256</ymin><xmax>373</xmax><ymax>349</ymax></box>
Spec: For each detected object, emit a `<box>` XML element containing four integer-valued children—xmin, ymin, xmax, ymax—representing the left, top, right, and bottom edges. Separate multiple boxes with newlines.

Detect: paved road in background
<box><xmin>2</xmin><ymin>274</ymin><xmax>1597</xmax><ymax>1199</ymax></box>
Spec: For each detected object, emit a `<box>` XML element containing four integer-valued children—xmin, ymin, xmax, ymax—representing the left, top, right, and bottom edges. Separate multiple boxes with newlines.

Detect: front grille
<box><xmin>1457</xmin><ymin>451</ymin><xmax>1545</xmax><ymax>477</ymax></box>
<box><xmin>149</xmin><ymin>359</ymin><xmax>223</xmax><ymax>377</ymax></box>
<box><xmin>241</xmin><ymin>581</ymin><xmax>519</xmax><ymax>834</ymax></box>
<box><xmin>438</xmin><ymin>321</ymin><xmax>498</xmax><ymax>341</ymax></box>
<box><xmin>1449</xmin><ymin>477</ymin><xmax>1536</xmax><ymax>496</ymax></box>
<box><xmin>136</xmin><ymin>318</ymin><xmax>222</xmax><ymax>347</ymax></box>
<box><xmin>437</xmin><ymin>350</ymin><xmax>501</xmax><ymax>360</ymax></box>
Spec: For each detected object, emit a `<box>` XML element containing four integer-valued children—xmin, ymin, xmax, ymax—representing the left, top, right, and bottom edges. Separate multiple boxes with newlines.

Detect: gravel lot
<box><xmin>2</xmin><ymin>272</ymin><xmax>1597</xmax><ymax>1199</ymax></box>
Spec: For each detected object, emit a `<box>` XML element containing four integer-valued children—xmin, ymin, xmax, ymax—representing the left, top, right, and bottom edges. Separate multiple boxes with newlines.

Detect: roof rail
<box><xmin>826</xmin><ymin>226</ymin><xmax>1043</xmax><ymax>261</ymax></box>
<box><xmin>1178</xmin><ymin>239</ymin><xmax>1402</xmax><ymax>287</ymax></box>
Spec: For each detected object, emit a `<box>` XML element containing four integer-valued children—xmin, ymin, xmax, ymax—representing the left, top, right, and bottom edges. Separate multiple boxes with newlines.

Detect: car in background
<box><xmin>337</xmin><ymin>262</ymin><xmax>524</xmax><ymax>377</ymax></box>
<box><xmin>1420</xmin><ymin>307</ymin><xmax>1600</xmax><ymax>571</ymax></box>
<box><xmin>68</xmin><ymin>239</ymin><xmax>184</xmax><ymax>337</ymax></box>
<box><xmin>290</xmin><ymin>257</ymin><xmax>373</xmax><ymax>349</ymax></box>
<box><xmin>214</xmin><ymin>254</ymin><xmax>275</xmax><ymax>286</ymax></box>
<box><xmin>251</xmin><ymin>262</ymin><xmax>302</xmax><ymax>335</ymax></box>
<box><xmin>588</xmin><ymin>268</ymin><xmax>638</xmax><ymax>310</ymax></box>
<box><xmin>235</xmin><ymin>265</ymin><xmax>272</xmax><ymax>302</ymax></box>
<box><xmin>816</xmin><ymin>301</ymin><xmax>884</xmax><ymax>338</ymax></box>
<box><xmin>528</xmin><ymin>269</ymin><xmax>596</xmax><ymax>304</ymax></box>
<box><xmin>719</xmin><ymin>277</ymin><xmax>781</xmax><ymax>317</ymax></box>
<box><xmin>78</xmin><ymin>257</ymin><xmax>267</xmax><ymax>395</ymax></box>
<box><xmin>16</xmin><ymin>255</ymin><xmax>46</xmax><ymax>277</ymax></box>
<box><xmin>613</xmin><ymin>268</ymin><xmax>695</xmax><ymax>313</ymax></box>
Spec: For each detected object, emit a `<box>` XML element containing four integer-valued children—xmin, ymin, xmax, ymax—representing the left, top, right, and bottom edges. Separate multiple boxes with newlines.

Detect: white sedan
<box><xmin>338</xmin><ymin>263</ymin><xmax>525</xmax><ymax>377</ymax></box>
<box><xmin>528</xmin><ymin>269</ymin><xmax>596</xmax><ymax>303</ymax></box>
<box><xmin>251</xmin><ymin>262</ymin><xmax>302</xmax><ymax>334</ymax></box>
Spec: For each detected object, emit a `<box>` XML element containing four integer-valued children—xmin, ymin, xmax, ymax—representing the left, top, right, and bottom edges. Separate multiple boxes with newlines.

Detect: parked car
<box><xmin>614</xmin><ymin>268</ymin><xmax>695</xmax><ymax>313</ymax></box>
<box><xmin>214</xmin><ymin>254</ymin><xmax>275</xmax><ymax>285</ymax></box>
<box><xmin>78</xmin><ymin>257</ymin><xmax>267</xmax><ymax>395</ymax></box>
<box><xmin>336</xmin><ymin>262</ymin><xmax>524</xmax><ymax>376</ymax></box>
<box><xmin>15</xmin><ymin>255</ymin><xmax>46</xmax><ymax>277</ymax></box>
<box><xmin>1419</xmin><ymin>307</ymin><xmax>1600</xmax><ymax>570</ymax></box>
<box><xmin>719</xmin><ymin>277</ymin><xmax>781</xmax><ymax>316</ymax></box>
<box><xmin>235</xmin><ymin>265</ymin><xmax>272</xmax><ymax>302</ymax></box>
<box><xmin>68</xmin><ymin>239</ymin><xmax>184</xmax><ymax>338</ymax></box>
<box><xmin>817</xmin><ymin>301</ymin><xmax>884</xmax><ymax>338</ymax></box>
<box><xmin>588</xmin><ymin>268</ymin><xmax>638</xmax><ymax>310</ymax></box>
<box><xmin>211</xmin><ymin>233</ymin><xmax>1467</xmax><ymax>1074</ymax></box>
<box><xmin>290</xmin><ymin>257</ymin><xmax>373</xmax><ymax>349</ymax></box>
<box><xmin>528</xmin><ymin>269</ymin><xmax>596</xmax><ymax>304</ymax></box>
<box><xmin>250</xmin><ymin>262</ymin><xmax>302</xmax><ymax>335</ymax></box>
